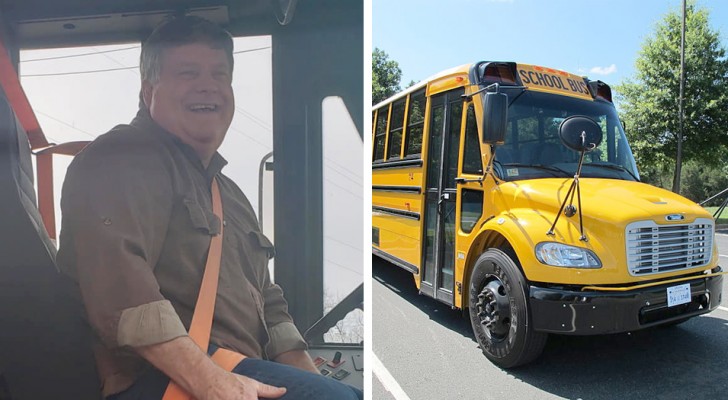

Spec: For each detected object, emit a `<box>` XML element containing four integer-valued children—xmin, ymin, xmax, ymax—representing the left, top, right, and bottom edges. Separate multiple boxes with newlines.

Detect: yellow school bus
<box><xmin>372</xmin><ymin>61</ymin><xmax>724</xmax><ymax>367</ymax></box>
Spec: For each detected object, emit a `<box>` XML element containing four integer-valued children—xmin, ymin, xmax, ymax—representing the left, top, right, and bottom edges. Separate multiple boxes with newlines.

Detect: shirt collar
<box><xmin>131</xmin><ymin>108</ymin><xmax>228</xmax><ymax>181</ymax></box>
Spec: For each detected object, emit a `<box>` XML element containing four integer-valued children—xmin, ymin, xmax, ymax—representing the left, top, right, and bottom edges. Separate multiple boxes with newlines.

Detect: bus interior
<box><xmin>0</xmin><ymin>1</ymin><xmax>363</xmax><ymax>398</ymax></box>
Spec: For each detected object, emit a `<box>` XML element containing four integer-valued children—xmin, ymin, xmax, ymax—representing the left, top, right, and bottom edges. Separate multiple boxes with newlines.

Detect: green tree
<box><xmin>372</xmin><ymin>48</ymin><xmax>402</xmax><ymax>104</ymax></box>
<box><xmin>616</xmin><ymin>3</ymin><xmax>728</xmax><ymax>191</ymax></box>
<box><xmin>681</xmin><ymin>162</ymin><xmax>728</xmax><ymax>204</ymax></box>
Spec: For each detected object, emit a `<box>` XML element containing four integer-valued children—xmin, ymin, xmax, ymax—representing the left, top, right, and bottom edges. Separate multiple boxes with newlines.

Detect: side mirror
<box><xmin>559</xmin><ymin>115</ymin><xmax>602</xmax><ymax>152</ymax></box>
<box><xmin>481</xmin><ymin>92</ymin><xmax>508</xmax><ymax>145</ymax></box>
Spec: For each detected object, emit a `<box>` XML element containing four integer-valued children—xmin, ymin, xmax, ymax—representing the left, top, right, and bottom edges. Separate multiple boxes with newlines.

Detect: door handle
<box><xmin>437</xmin><ymin>193</ymin><xmax>449</xmax><ymax>214</ymax></box>
<box><xmin>454</xmin><ymin>176</ymin><xmax>484</xmax><ymax>185</ymax></box>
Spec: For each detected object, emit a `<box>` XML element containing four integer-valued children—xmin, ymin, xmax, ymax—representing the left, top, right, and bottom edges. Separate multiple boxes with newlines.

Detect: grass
<box><xmin>704</xmin><ymin>206</ymin><xmax>728</xmax><ymax>225</ymax></box>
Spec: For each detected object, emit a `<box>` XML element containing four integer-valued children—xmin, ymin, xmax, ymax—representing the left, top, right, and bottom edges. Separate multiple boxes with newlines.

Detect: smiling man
<box><xmin>57</xmin><ymin>16</ymin><xmax>362</xmax><ymax>400</ymax></box>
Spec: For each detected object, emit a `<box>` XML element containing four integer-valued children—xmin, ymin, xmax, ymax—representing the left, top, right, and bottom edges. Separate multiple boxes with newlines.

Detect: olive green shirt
<box><xmin>57</xmin><ymin>109</ymin><xmax>306</xmax><ymax>396</ymax></box>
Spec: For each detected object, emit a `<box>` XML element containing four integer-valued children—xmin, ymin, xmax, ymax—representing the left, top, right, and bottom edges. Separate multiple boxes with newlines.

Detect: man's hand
<box><xmin>274</xmin><ymin>349</ymin><xmax>319</xmax><ymax>374</ymax></box>
<box><xmin>199</xmin><ymin>369</ymin><xmax>286</xmax><ymax>400</ymax></box>
<box><xmin>137</xmin><ymin>336</ymin><xmax>286</xmax><ymax>399</ymax></box>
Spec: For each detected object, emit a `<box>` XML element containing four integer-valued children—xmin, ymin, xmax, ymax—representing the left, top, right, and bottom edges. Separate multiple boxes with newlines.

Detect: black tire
<box><xmin>468</xmin><ymin>248</ymin><xmax>547</xmax><ymax>368</ymax></box>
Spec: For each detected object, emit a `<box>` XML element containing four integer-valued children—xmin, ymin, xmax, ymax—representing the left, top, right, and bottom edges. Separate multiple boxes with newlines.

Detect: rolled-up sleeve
<box><xmin>266</xmin><ymin>321</ymin><xmax>307</xmax><ymax>358</ymax></box>
<box><xmin>261</xmin><ymin>277</ymin><xmax>307</xmax><ymax>358</ymax></box>
<box><xmin>59</xmin><ymin>132</ymin><xmax>187</xmax><ymax>349</ymax></box>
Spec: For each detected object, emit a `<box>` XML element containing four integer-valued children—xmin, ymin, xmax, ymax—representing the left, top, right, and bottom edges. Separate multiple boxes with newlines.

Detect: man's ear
<box><xmin>141</xmin><ymin>80</ymin><xmax>153</xmax><ymax>107</ymax></box>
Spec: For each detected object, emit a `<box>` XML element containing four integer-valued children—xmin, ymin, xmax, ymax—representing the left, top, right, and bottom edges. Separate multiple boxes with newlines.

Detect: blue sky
<box><xmin>373</xmin><ymin>0</ymin><xmax>728</xmax><ymax>91</ymax></box>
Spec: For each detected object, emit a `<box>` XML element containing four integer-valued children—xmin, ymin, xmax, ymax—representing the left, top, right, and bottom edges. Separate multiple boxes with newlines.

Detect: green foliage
<box><xmin>681</xmin><ymin>162</ymin><xmax>728</xmax><ymax>205</ymax></box>
<box><xmin>639</xmin><ymin>161</ymin><xmax>728</xmax><ymax>205</ymax></box>
<box><xmin>372</xmin><ymin>48</ymin><xmax>402</xmax><ymax>105</ymax></box>
<box><xmin>616</xmin><ymin>4</ymin><xmax>728</xmax><ymax>180</ymax></box>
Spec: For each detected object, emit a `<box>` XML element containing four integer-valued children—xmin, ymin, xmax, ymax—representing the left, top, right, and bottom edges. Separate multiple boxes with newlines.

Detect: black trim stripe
<box><xmin>372</xmin><ymin>247</ymin><xmax>419</xmax><ymax>275</ymax></box>
<box><xmin>372</xmin><ymin>205</ymin><xmax>420</xmax><ymax>221</ymax></box>
<box><xmin>372</xmin><ymin>185</ymin><xmax>422</xmax><ymax>194</ymax></box>
<box><xmin>372</xmin><ymin>158</ymin><xmax>423</xmax><ymax>170</ymax></box>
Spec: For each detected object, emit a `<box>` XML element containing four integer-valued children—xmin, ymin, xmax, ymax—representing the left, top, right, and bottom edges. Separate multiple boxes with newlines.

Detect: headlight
<box><xmin>535</xmin><ymin>242</ymin><xmax>602</xmax><ymax>268</ymax></box>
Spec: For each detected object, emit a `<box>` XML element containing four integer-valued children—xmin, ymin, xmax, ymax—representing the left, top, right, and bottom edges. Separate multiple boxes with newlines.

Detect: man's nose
<box><xmin>194</xmin><ymin>72</ymin><xmax>220</xmax><ymax>93</ymax></box>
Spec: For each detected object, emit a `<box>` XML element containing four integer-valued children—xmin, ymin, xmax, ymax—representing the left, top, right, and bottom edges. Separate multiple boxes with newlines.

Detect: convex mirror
<box><xmin>559</xmin><ymin>115</ymin><xmax>602</xmax><ymax>152</ymax></box>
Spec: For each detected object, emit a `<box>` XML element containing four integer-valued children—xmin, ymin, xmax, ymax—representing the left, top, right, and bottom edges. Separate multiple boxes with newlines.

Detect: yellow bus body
<box><xmin>373</xmin><ymin>62</ymin><xmax>721</xmax><ymax>317</ymax></box>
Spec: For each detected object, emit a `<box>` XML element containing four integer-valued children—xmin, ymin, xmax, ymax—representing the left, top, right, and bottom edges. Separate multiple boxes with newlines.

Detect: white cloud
<box><xmin>589</xmin><ymin>64</ymin><xmax>617</xmax><ymax>75</ymax></box>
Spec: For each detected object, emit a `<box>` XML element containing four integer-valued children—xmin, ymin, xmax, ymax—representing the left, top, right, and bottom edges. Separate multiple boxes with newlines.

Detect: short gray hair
<box><xmin>140</xmin><ymin>15</ymin><xmax>234</xmax><ymax>84</ymax></box>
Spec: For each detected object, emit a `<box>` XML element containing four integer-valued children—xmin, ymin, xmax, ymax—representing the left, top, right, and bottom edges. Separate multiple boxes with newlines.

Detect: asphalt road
<box><xmin>372</xmin><ymin>233</ymin><xmax>728</xmax><ymax>400</ymax></box>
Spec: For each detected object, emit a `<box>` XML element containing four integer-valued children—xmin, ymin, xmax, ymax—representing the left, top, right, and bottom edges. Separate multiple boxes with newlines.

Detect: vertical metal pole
<box><xmin>272</xmin><ymin>32</ymin><xmax>324</xmax><ymax>330</ymax></box>
<box><xmin>673</xmin><ymin>0</ymin><xmax>686</xmax><ymax>193</ymax></box>
<box><xmin>257</xmin><ymin>151</ymin><xmax>273</xmax><ymax>230</ymax></box>
<box><xmin>271</xmin><ymin>0</ymin><xmax>361</xmax><ymax>331</ymax></box>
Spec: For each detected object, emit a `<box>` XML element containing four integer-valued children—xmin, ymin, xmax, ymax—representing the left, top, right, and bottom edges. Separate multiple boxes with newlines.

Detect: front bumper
<box><xmin>529</xmin><ymin>267</ymin><xmax>724</xmax><ymax>335</ymax></box>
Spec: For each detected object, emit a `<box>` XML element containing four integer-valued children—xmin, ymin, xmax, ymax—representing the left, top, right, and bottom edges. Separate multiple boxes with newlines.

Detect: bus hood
<box><xmin>490</xmin><ymin>178</ymin><xmax>716</xmax><ymax>285</ymax></box>
<box><xmin>494</xmin><ymin>178</ymin><xmax>711</xmax><ymax>227</ymax></box>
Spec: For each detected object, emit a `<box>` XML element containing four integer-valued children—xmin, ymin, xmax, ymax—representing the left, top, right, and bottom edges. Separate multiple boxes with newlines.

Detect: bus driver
<box><xmin>57</xmin><ymin>15</ymin><xmax>362</xmax><ymax>400</ymax></box>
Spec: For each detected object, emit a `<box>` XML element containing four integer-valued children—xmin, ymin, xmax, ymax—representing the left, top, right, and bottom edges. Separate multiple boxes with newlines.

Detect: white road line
<box><xmin>718</xmin><ymin>306</ymin><xmax>728</xmax><ymax>313</ymax></box>
<box><xmin>373</xmin><ymin>353</ymin><xmax>412</xmax><ymax>400</ymax></box>
<box><xmin>720</xmin><ymin>254</ymin><xmax>728</xmax><ymax>258</ymax></box>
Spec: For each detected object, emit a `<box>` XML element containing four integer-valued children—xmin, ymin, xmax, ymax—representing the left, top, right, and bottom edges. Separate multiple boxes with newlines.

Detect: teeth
<box><xmin>189</xmin><ymin>104</ymin><xmax>217</xmax><ymax>111</ymax></box>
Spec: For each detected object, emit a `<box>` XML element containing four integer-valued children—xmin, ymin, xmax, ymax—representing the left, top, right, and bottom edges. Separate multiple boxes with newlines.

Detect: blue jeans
<box><xmin>108</xmin><ymin>346</ymin><xmax>363</xmax><ymax>400</ymax></box>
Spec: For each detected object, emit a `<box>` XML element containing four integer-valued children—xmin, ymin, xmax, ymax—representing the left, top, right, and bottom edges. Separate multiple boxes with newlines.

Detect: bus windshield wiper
<box><xmin>499</xmin><ymin>162</ymin><xmax>571</xmax><ymax>177</ymax></box>
<box><xmin>584</xmin><ymin>162</ymin><xmax>640</xmax><ymax>181</ymax></box>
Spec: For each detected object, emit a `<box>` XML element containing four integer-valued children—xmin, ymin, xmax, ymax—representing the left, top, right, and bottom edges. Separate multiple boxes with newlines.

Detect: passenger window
<box><xmin>373</xmin><ymin>106</ymin><xmax>388</xmax><ymax>162</ymax></box>
<box><xmin>404</xmin><ymin>90</ymin><xmax>425</xmax><ymax>157</ymax></box>
<box><xmin>462</xmin><ymin>104</ymin><xmax>483</xmax><ymax>175</ymax></box>
<box><xmin>387</xmin><ymin>99</ymin><xmax>406</xmax><ymax>160</ymax></box>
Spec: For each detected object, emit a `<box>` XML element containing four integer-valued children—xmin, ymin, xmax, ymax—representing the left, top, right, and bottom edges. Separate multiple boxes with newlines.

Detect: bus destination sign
<box><xmin>516</xmin><ymin>64</ymin><xmax>593</xmax><ymax>100</ymax></box>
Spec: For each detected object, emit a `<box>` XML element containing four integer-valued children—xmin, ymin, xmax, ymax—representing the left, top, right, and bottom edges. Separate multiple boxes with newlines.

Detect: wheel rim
<box><xmin>475</xmin><ymin>277</ymin><xmax>512</xmax><ymax>341</ymax></box>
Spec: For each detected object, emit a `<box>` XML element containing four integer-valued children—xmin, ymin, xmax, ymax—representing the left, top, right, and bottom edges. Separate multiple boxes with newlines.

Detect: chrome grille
<box><xmin>626</xmin><ymin>218</ymin><xmax>713</xmax><ymax>276</ymax></box>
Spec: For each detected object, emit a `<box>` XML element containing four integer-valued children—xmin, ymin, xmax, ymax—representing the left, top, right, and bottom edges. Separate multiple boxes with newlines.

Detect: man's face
<box><xmin>143</xmin><ymin>43</ymin><xmax>234</xmax><ymax>162</ymax></box>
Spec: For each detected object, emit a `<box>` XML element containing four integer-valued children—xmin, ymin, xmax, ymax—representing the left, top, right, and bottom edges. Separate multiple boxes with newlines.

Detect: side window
<box><xmin>404</xmin><ymin>90</ymin><xmax>426</xmax><ymax>157</ymax></box>
<box><xmin>387</xmin><ymin>99</ymin><xmax>406</xmax><ymax>160</ymax></box>
<box><xmin>462</xmin><ymin>104</ymin><xmax>483</xmax><ymax>175</ymax></box>
<box><xmin>371</xmin><ymin>110</ymin><xmax>376</xmax><ymax>144</ymax></box>
<box><xmin>373</xmin><ymin>106</ymin><xmax>389</xmax><ymax>162</ymax></box>
<box><xmin>460</xmin><ymin>189</ymin><xmax>483</xmax><ymax>233</ymax></box>
<box><xmin>371</xmin><ymin>110</ymin><xmax>376</xmax><ymax>136</ymax></box>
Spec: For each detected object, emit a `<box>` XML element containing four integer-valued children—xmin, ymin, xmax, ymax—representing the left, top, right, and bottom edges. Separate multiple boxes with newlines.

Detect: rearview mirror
<box><xmin>559</xmin><ymin>115</ymin><xmax>602</xmax><ymax>152</ymax></box>
<box><xmin>481</xmin><ymin>92</ymin><xmax>508</xmax><ymax>145</ymax></box>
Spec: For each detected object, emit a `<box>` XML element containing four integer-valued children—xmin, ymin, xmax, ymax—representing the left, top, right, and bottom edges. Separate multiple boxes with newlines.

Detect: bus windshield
<box><xmin>494</xmin><ymin>90</ymin><xmax>639</xmax><ymax>182</ymax></box>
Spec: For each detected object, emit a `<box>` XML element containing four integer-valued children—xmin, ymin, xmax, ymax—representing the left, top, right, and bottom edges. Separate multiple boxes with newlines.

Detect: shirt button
<box><xmin>103</xmin><ymin>218</ymin><xmax>112</xmax><ymax>226</ymax></box>
<box><xmin>223</xmin><ymin>220</ymin><xmax>227</xmax><ymax>226</ymax></box>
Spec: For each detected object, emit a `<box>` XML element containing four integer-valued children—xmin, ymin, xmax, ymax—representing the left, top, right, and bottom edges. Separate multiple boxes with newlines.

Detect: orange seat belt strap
<box><xmin>186</xmin><ymin>177</ymin><xmax>224</xmax><ymax>351</ymax></box>
<box><xmin>210</xmin><ymin>348</ymin><xmax>247</xmax><ymax>372</ymax></box>
<box><xmin>162</xmin><ymin>177</ymin><xmax>243</xmax><ymax>400</ymax></box>
<box><xmin>0</xmin><ymin>37</ymin><xmax>48</xmax><ymax>149</ymax></box>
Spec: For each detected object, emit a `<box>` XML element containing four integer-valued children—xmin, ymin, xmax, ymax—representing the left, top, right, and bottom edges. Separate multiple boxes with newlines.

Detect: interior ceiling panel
<box><xmin>0</xmin><ymin>0</ymin><xmax>280</xmax><ymax>48</ymax></box>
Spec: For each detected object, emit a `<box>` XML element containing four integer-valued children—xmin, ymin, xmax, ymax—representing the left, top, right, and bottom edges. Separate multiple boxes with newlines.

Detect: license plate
<box><xmin>666</xmin><ymin>283</ymin><xmax>691</xmax><ymax>307</ymax></box>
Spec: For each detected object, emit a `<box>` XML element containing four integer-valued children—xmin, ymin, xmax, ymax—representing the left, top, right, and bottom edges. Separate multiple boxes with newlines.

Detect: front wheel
<box><xmin>468</xmin><ymin>249</ymin><xmax>547</xmax><ymax>368</ymax></box>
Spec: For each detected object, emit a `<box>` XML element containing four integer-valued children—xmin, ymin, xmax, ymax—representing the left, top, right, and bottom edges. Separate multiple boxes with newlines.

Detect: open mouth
<box><xmin>187</xmin><ymin>103</ymin><xmax>219</xmax><ymax>112</ymax></box>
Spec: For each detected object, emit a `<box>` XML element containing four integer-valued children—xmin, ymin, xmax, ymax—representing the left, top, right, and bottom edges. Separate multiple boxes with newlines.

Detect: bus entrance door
<box><xmin>421</xmin><ymin>89</ymin><xmax>464</xmax><ymax>305</ymax></box>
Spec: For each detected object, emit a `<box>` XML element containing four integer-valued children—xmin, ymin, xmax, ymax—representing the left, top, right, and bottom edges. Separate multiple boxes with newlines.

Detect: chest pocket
<box><xmin>183</xmin><ymin>197</ymin><xmax>220</xmax><ymax>236</ymax></box>
<box><xmin>237</xmin><ymin>228</ymin><xmax>275</xmax><ymax>288</ymax></box>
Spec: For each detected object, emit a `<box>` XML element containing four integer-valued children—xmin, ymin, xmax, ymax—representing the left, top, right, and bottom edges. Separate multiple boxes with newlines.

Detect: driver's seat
<box><xmin>0</xmin><ymin>86</ymin><xmax>101</xmax><ymax>399</ymax></box>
